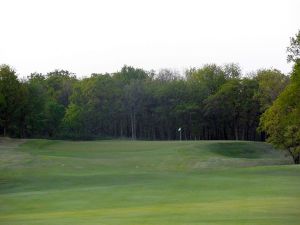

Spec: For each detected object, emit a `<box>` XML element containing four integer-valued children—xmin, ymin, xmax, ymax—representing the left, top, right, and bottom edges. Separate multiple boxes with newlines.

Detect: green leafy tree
<box><xmin>46</xmin><ymin>70</ymin><xmax>77</xmax><ymax>107</ymax></box>
<box><xmin>43</xmin><ymin>70</ymin><xmax>77</xmax><ymax>137</ymax></box>
<box><xmin>260</xmin><ymin>31</ymin><xmax>300</xmax><ymax>164</ymax></box>
<box><xmin>204</xmin><ymin>78</ymin><xmax>260</xmax><ymax>140</ymax></box>
<box><xmin>0</xmin><ymin>65</ymin><xmax>22</xmax><ymax>136</ymax></box>
<box><xmin>259</xmin><ymin>63</ymin><xmax>300</xmax><ymax>163</ymax></box>
<box><xmin>255</xmin><ymin>69</ymin><xmax>289</xmax><ymax>111</ymax></box>
<box><xmin>223</xmin><ymin>63</ymin><xmax>242</xmax><ymax>79</ymax></box>
<box><xmin>204</xmin><ymin>79</ymin><xmax>242</xmax><ymax>140</ymax></box>
<box><xmin>44</xmin><ymin>100</ymin><xmax>65</xmax><ymax>137</ymax></box>
<box><xmin>22</xmin><ymin>73</ymin><xmax>48</xmax><ymax>137</ymax></box>
<box><xmin>287</xmin><ymin>30</ymin><xmax>300</xmax><ymax>63</ymax></box>
<box><xmin>63</xmin><ymin>103</ymin><xmax>85</xmax><ymax>137</ymax></box>
<box><xmin>190</xmin><ymin>64</ymin><xmax>226</xmax><ymax>95</ymax></box>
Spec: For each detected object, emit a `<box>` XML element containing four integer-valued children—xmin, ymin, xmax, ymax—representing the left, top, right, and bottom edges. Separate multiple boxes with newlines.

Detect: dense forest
<box><xmin>0</xmin><ymin>63</ymin><xmax>289</xmax><ymax>141</ymax></box>
<box><xmin>0</xmin><ymin>31</ymin><xmax>299</xmax><ymax>145</ymax></box>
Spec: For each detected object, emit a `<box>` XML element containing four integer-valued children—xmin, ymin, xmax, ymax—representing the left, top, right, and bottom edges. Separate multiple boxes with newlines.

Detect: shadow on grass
<box><xmin>208</xmin><ymin>142</ymin><xmax>268</xmax><ymax>159</ymax></box>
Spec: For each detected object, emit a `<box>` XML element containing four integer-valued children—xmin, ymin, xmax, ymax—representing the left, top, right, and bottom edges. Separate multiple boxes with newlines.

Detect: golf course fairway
<box><xmin>0</xmin><ymin>139</ymin><xmax>299</xmax><ymax>225</ymax></box>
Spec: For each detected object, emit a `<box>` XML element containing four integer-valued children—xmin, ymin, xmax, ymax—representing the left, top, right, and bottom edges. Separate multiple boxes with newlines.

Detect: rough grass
<box><xmin>0</xmin><ymin>139</ymin><xmax>299</xmax><ymax>225</ymax></box>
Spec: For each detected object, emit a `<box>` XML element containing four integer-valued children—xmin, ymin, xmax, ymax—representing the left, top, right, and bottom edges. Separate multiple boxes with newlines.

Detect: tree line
<box><xmin>0</xmin><ymin>63</ymin><xmax>289</xmax><ymax>141</ymax></box>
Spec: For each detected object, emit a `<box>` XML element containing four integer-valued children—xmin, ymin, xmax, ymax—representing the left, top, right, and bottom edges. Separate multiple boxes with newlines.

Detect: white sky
<box><xmin>0</xmin><ymin>0</ymin><xmax>299</xmax><ymax>77</ymax></box>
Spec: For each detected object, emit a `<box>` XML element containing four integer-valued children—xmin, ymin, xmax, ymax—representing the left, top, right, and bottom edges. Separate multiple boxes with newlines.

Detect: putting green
<box><xmin>0</xmin><ymin>139</ymin><xmax>299</xmax><ymax>225</ymax></box>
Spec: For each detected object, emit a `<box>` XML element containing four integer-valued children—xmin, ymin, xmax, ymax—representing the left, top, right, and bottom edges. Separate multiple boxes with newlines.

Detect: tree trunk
<box><xmin>293</xmin><ymin>154</ymin><xmax>300</xmax><ymax>164</ymax></box>
<box><xmin>287</xmin><ymin>148</ymin><xmax>299</xmax><ymax>164</ymax></box>
<box><xmin>223</xmin><ymin>127</ymin><xmax>228</xmax><ymax>140</ymax></box>
<box><xmin>234</xmin><ymin>125</ymin><xmax>238</xmax><ymax>140</ymax></box>
<box><xmin>131</xmin><ymin>113</ymin><xmax>134</xmax><ymax>140</ymax></box>
<box><xmin>130</xmin><ymin>111</ymin><xmax>137</xmax><ymax>140</ymax></box>
<box><xmin>120</xmin><ymin>122</ymin><xmax>123</xmax><ymax>137</ymax></box>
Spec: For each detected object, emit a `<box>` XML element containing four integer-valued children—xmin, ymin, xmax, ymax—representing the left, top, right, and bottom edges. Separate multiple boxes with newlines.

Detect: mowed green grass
<box><xmin>0</xmin><ymin>139</ymin><xmax>299</xmax><ymax>225</ymax></box>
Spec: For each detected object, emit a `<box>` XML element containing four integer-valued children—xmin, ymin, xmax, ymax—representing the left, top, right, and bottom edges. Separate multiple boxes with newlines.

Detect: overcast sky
<box><xmin>0</xmin><ymin>0</ymin><xmax>299</xmax><ymax>77</ymax></box>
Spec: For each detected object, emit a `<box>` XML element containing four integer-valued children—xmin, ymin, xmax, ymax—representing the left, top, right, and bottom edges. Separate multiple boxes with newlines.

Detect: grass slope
<box><xmin>0</xmin><ymin>139</ymin><xmax>299</xmax><ymax>225</ymax></box>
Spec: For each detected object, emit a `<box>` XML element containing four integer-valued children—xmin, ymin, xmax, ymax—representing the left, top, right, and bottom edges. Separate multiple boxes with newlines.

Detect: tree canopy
<box><xmin>0</xmin><ymin>63</ymin><xmax>289</xmax><ymax>142</ymax></box>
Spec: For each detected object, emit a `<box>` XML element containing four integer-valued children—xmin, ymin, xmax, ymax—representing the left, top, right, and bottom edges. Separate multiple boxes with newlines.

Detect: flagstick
<box><xmin>180</xmin><ymin>129</ymin><xmax>182</xmax><ymax>141</ymax></box>
<box><xmin>178</xmin><ymin>128</ymin><xmax>182</xmax><ymax>141</ymax></box>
